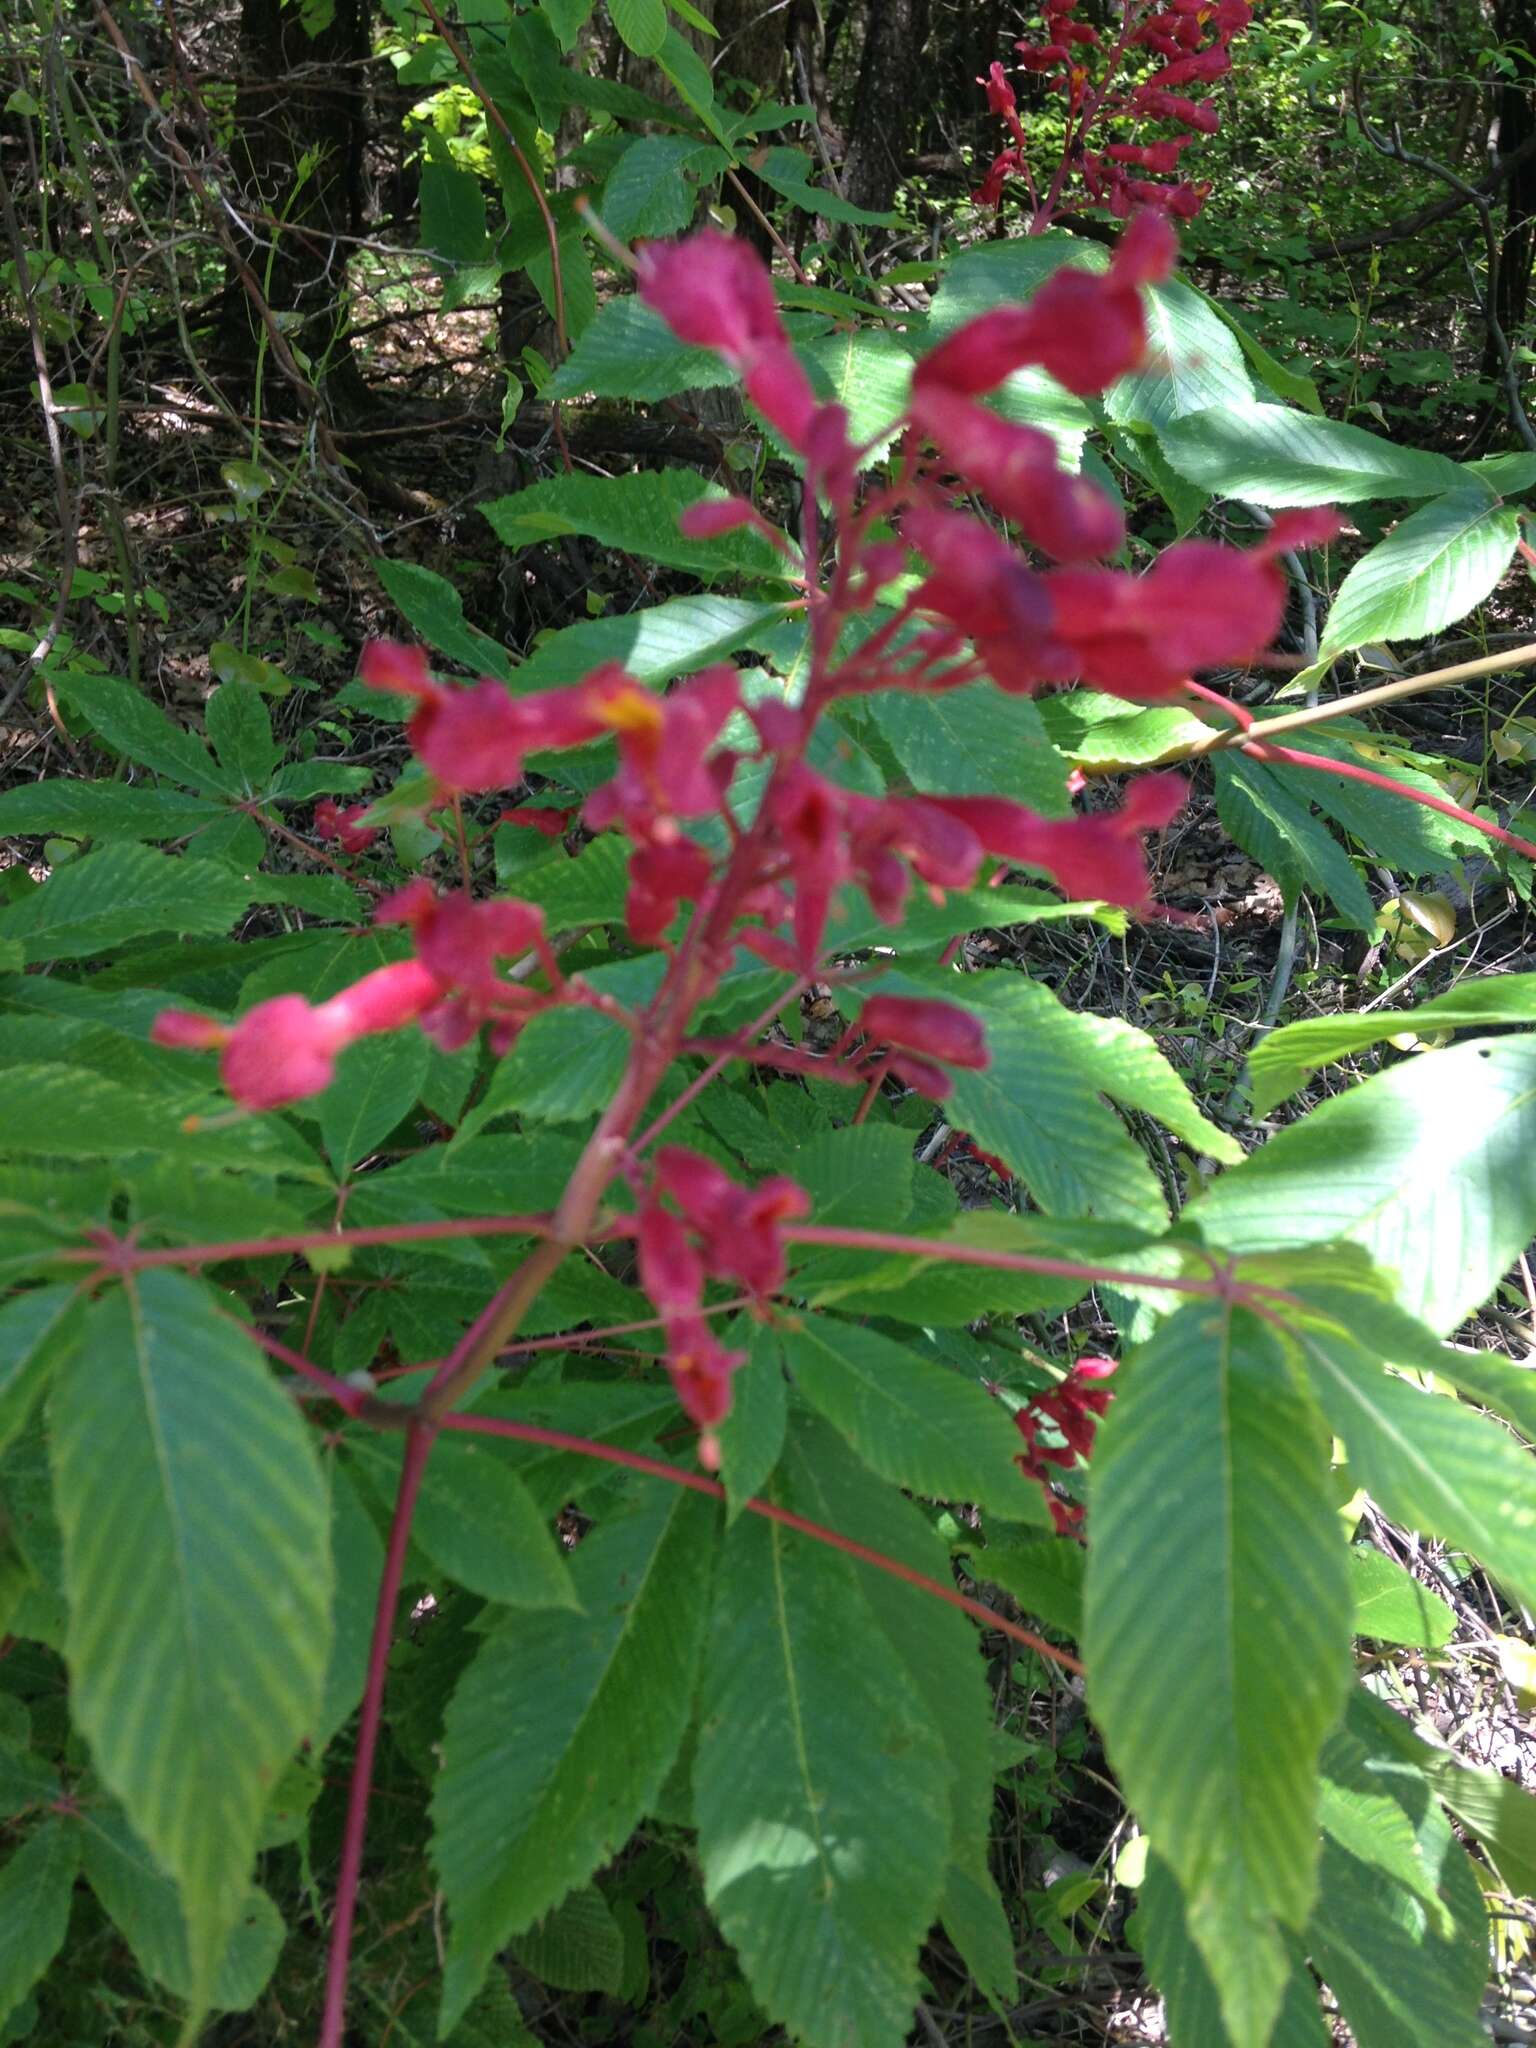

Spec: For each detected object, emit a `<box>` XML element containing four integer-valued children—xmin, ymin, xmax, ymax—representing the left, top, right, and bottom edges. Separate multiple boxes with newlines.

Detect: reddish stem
<box><xmin>1244</xmin><ymin>737</ymin><xmax>1536</xmax><ymax>865</ymax></box>
<box><xmin>320</xmin><ymin>1420</ymin><xmax>435</xmax><ymax>2048</ymax></box>
<box><xmin>439</xmin><ymin>1409</ymin><xmax>1084</xmax><ymax>1674</ymax></box>
<box><xmin>781</xmin><ymin>1222</ymin><xmax>1235</xmax><ymax>1300</ymax></box>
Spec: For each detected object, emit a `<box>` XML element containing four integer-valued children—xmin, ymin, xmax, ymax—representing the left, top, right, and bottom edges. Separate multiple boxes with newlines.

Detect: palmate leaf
<box><xmin>0</xmin><ymin>1285</ymin><xmax>82</xmax><ymax>1459</ymax></box>
<box><xmin>693</xmin><ymin>1437</ymin><xmax>952</xmax><ymax>2048</ymax></box>
<box><xmin>432</xmin><ymin>1487</ymin><xmax>714</xmax><ymax>2032</ymax></box>
<box><xmin>481</xmin><ymin>468</ymin><xmax>791</xmax><ymax>582</ymax></box>
<box><xmin>54</xmin><ymin>670</ymin><xmax>232</xmax><ymax>792</ymax></box>
<box><xmin>882</xmin><ymin>968</ymin><xmax>1239</xmax><ymax>1228</ymax></box>
<box><xmin>1138</xmin><ymin>1855</ymin><xmax>1330</xmax><ymax>2048</ymax></box>
<box><xmin>48</xmin><ymin>1272</ymin><xmax>331</xmax><ymax>2009</ymax></box>
<box><xmin>1212</xmin><ymin>751</ymin><xmax>1377</xmax><ymax>928</ymax></box>
<box><xmin>1083</xmin><ymin>1303</ymin><xmax>1354</xmax><ymax>2045</ymax></box>
<box><xmin>0</xmin><ymin>780</ymin><xmax>224</xmax><ymax>841</ymax></box>
<box><xmin>1105</xmin><ymin>275</ymin><xmax>1254</xmax><ymax>432</ymax></box>
<box><xmin>865</xmin><ymin>682</ymin><xmax>1070</xmax><ymax>816</ymax></box>
<box><xmin>1308</xmin><ymin>1812</ymin><xmax>1489</xmax><ymax>2048</ymax></box>
<box><xmin>1317</xmin><ymin>485</ymin><xmax>1521</xmax><ymax>663</ymax></box>
<box><xmin>346</xmin><ymin>1428</ymin><xmax>578</xmax><ymax>1613</ymax></box>
<box><xmin>1156</xmin><ymin>402</ymin><xmax>1465</xmax><ymax>504</ymax></box>
<box><xmin>76</xmin><ymin>1797</ymin><xmax>286</xmax><ymax>2011</ymax></box>
<box><xmin>1188</xmin><ymin>1034</ymin><xmax>1536</xmax><ymax>1334</ymax></box>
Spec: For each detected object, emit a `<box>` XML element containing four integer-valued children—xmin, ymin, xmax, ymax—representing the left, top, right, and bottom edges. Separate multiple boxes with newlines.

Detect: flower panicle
<box><xmin>158</xmin><ymin>222</ymin><xmax>1335</xmax><ymax>1470</ymax></box>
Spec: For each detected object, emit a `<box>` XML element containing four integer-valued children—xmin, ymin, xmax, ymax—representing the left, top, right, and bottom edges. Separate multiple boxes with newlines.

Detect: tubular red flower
<box><xmin>1012</xmin><ymin>1357</ymin><xmax>1118</xmax><ymax>1537</ymax></box>
<box><xmin>219</xmin><ymin>995</ymin><xmax>352</xmax><ymax>1111</ymax></box>
<box><xmin>625</xmin><ymin>838</ymin><xmax>715</xmax><ymax>946</ymax></box>
<box><xmin>918</xmin><ymin>774</ymin><xmax>1186</xmax><ymax>911</ymax></box>
<box><xmin>678</xmin><ymin>498</ymin><xmax>759</xmax><ymax>539</ymax></box>
<box><xmin>636</xmin><ymin>227</ymin><xmax>785</xmax><ymax>358</ymax></box>
<box><xmin>375</xmin><ymin>882</ymin><xmax>552</xmax><ymax>1049</ymax></box>
<box><xmin>858</xmin><ymin>995</ymin><xmax>990</xmax><ymax>1070</ymax></box>
<box><xmin>910</xmin><ymin>388</ymin><xmax>1125</xmax><ymax>561</ymax></box>
<box><xmin>314</xmin><ymin>799</ymin><xmax>379</xmax><ymax>854</ymax></box>
<box><xmin>914</xmin><ymin>212</ymin><xmax>1175</xmax><ymax>402</ymax></box>
<box><xmin>151</xmin><ymin>1009</ymin><xmax>229</xmax><ymax>1052</ymax></box>
<box><xmin>583</xmin><ymin>666</ymin><xmax>739</xmax><ymax>838</ymax></box>
<box><xmin>322</xmin><ymin>959</ymin><xmax>446</xmax><ymax>1039</ymax></box>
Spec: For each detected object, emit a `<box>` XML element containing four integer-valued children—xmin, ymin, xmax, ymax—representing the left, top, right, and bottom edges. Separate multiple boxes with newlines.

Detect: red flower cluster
<box><xmin>154</xmin><ymin>221</ymin><xmax>1340</xmax><ymax>1467</ymax></box>
<box><xmin>904</xmin><ymin>501</ymin><xmax>1339</xmax><ymax>703</ymax></box>
<box><xmin>977</xmin><ymin>0</ymin><xmax>1253</xmax><ymax>222</ymax></box>
<box><xmin>1010</xmin><ymin>1357</ymin><xmax>1117</xmax><ymax>1536</ymax></box>
<box><xmin>314</xmin><ymin>799</ymin><xmax>379</xmax><ymax>854</ymax></box>
<box><xmin>637</xmin><ymin>1147</ymin><xmax>809</xmax><ymax>1459</ymax></box>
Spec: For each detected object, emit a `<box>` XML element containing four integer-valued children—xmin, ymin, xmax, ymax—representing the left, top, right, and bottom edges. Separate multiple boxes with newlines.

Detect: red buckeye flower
<box><xmin>314</xmin><ymin>799</ymin><xmax>380</xmax><ymax>854</ymax></box>
<box><xmin>909</xmin><ymin>389</ymin><xmax>1125</xmax><ymax>562</ymax></box>
<box><xmin>375</xmin><ymin>880</ymin><xmax>557</xmax><ymax>1051</ymax></box>
<box><xmin>918</xmin><ymin>774</ymin><xmax>1187</xmax><ymax>913</ymax></box>
<box><xmin>583</xmin><ymin>666</ymin><xmax>740</xmax><ymax>838</ymax></box>
<box><xmin>856</xmin><ymin>995</ymin><xmax>990</xmax><ymax>1072</ymax></box>
<box><xmin>155</xmin><ymin>958</ymin><xmax>445</xmax><ymax>1111</ymax></box>
<box><xmin>1012</xmin><ymin>1357</ymin><xmax>1117</xmax><ymax>1536</ymax></box>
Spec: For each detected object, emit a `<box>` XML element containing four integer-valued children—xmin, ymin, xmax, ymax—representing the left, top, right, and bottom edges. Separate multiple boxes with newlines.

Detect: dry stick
<box><xmin>1187</xmin><ymin>640</ymin><xmax>1536</xmax><ymax>754</ymax></box>
<box><xmin>437</xmin><ymin>1408</ymin><xmax>1085</xmax><ymax>1675</ymax></box>
<box><xmin>415</xmin><ymin>0</ymin><xmax>566</xmax><ymax>358</ymax></box>
<box><xmin>319</xmin><ymin>1421</ymin><xmax>435</xmax><ymax>2048</ymax></box>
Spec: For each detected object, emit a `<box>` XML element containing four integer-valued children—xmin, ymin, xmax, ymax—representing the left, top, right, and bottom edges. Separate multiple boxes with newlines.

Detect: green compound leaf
<box><xmin>1083</xmin><ymin>1303</ymin><xmax>1353</xmax><ymax>2046</ymax></box>
<box><xmin>609</xmin><ymin>0</ymin><xmax>666</xmax><ymax>58</ymax></box>
<box><xmin>1291</xmin><ymin>1316</ymin><xmax>1536</xmax><ymax>1613</ymax></box>
<box><xmin>49</xmin><ymin>1273</ymin><xmax>331</xmax><ymax>2010</ymax></box>
<box><xmin>77</xmin><ymin>1798</ymin><xmax>285</xmax><ymax>2011</ymax></box>
<box><xmin>482</xmin><ymin>468</ymin><xmax>790</xmax><ymax>582</ymax></box>
<box><xmin>433</xmin><ymin>1487</ymin><xmax>714</xmax><ymax>2032</ymax></box>
<box><xmin>0</xmin><ymin>844</ymin><xmax>254</xmax><ymax>965</ymax></box>
<box><xmin>1249</xmin><ymin>972</ymin><xmax>1536</xmax><ymax>1115</ymax></box>
<box><xmin>1139</xmin><ymin>1853</ymin><xmax>1330</xmax><ymax>2048</ymax></box>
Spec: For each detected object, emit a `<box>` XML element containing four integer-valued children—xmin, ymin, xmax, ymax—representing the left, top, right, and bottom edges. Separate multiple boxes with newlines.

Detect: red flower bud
<box><xmin>220</xmin><ymin>995</ymin><xmax>351</xmax><ymax>1111</ymax></box>
<box><xmin>152</xmin><ymin>1009</ymin><xmax>229</xmax><ymax>1051</ymax></box>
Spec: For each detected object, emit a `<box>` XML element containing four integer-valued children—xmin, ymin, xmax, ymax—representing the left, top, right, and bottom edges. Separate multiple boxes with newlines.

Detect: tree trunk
<box><xmin>223</xmin><ymin>0</ymin><xmax>370</xmax><ymax>403</ymax></box>
<box><xmin>840</xmin><ymin>0</ymin><xmax>924</xmax><ymax>216</ymax></box>
<box><xmin>1489</xmin><ymin>0</ymin><xmax>1535</xmax><ymax>360</ymax></box>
